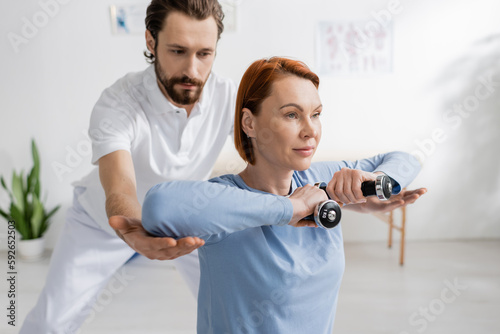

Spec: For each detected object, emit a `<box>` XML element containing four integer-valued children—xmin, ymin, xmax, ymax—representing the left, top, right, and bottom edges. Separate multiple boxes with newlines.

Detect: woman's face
<box><xmin>245</xmin><ymin>75</ymin><xmax>322</xmax><ymax>172</ymax></box>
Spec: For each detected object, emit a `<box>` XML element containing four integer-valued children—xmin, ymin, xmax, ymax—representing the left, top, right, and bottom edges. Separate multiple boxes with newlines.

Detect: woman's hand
<box><xmin>288</xmin><ymin>184</ymin><xmax>329</xmax><ymax>227</ymax></box>
<box><xmin>326</xmin><ymin>168</ymin><xmax>382</xmax><ymax>205</ymax></box>
<box><xmin>344</xmin><ymin>188</ymin><xmax>427</xmax><ymax>214</ymax></box>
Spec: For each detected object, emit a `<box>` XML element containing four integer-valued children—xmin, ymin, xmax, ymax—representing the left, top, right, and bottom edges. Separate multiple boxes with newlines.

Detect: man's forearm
<box><xmin>105</xmin><ymin>192</ymin><xmax>142</xmax><ymax>220</ymax></box>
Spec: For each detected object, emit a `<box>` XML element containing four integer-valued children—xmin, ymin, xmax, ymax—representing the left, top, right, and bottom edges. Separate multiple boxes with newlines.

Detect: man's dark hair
<box><xmin>144</xmin><ymin>0</ymin><xmax>225</xmax><ymax>63</ymax></box>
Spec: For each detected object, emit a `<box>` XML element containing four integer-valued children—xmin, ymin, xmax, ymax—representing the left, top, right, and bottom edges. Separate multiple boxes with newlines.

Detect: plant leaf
<box><xmin>31</xmin><ymin>194</ymin><xmax>44</xmax><ymax>238</ymax></box>
<box><xmin>45</xmin><ymin>205</ymin><xmax>60</xmax><ymax>221</ymax></box>
<box><xmin>32</xmin><ymin>139</ymin><xmax>41</xmax><ymax>198</ymax></box>
<box><xmin>0</xmin><ymin>139</ymin><xmax>60</xmax><ymax>240</ymax></box>
<box><xmin>39</xmin><ymin>205</ymin><xmax>60</xmax><ymax>236</ymax></box>
<box><xmin>1</xmin><ymin>176</ymin><xmax>8</xmax><ymax>192</ymax></box>
<box><xmin>0</xmin><ymin>176</ymin><xmax>13</xmax><ymax>202</ymax></box>
<box><xmin>11</xmin><ymin>171</ymin><xmax>24</xmax><ymax>212</ymax></box>
<box><xmin>27</xmin><ymin>166</ymin><xmax>35</xmax><ymax>195</ymax></box>
<box><xmin>21</xmin><ymin>170</ymin><xmax>30</xmax><ymax>226</ymax></box>
<box><xmin>0</xmin><ymin>207</ymin><xmax>10</xmax><ymax>220</ymax></box>
<box><xmin>10</xmin><ymin>203</ymin><xmax>29</xmax><ymax>239</ymax></box>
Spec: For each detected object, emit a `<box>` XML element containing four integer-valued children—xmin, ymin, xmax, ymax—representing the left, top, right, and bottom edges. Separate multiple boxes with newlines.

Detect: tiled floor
<box><xmin>1</xmin><ymin>240</ymin><xmax>499</xmax><ymax>334</ymax></box>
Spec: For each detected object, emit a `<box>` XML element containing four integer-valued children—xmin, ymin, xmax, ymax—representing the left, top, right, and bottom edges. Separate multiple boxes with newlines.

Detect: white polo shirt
<box><xmin>73</xmin><ymin>65</ymin><xmax>236</xmax><ymax>235</ymax></box>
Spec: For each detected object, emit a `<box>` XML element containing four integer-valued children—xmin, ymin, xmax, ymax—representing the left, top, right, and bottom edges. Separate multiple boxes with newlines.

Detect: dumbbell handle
<box><xmin>304</xmin><ymin>174</ymin><xmax>393</xmax><ymax>229</ymax></box>
<box><xmin>317</xmin><ymin>174</ymin><xmax>392</xmax><ymax>201</ymax></box>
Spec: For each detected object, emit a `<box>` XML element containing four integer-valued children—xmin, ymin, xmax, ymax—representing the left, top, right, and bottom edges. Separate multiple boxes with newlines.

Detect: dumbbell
<box><xmin>304</xmin><ymin>174</ymin><xmax>393</xmax><ymax>229</ymax></box>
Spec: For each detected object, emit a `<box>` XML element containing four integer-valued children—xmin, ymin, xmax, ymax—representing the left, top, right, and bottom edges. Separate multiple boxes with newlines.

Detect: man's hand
<box><xmin>109</xmin><ymin>216</ymin><xmax>205</xmax><ymax>260</ymax></box>
<box><xmin>344</xmin><ymin>188</ymin><xmax>427</xmax><ymax>214</ymax></box>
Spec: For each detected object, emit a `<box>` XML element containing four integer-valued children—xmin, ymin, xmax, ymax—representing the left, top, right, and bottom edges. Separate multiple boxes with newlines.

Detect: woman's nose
<box><xmin>300</xmin><ymin>119</ymin><xmax>319</xmax><ymax>138</ymax></box>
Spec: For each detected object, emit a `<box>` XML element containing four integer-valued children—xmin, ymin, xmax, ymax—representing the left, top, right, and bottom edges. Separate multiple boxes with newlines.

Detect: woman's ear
<box><xmin>241</xmin><ymin>108</ymin><xmax>256</xmax><ymax>138</ymax></box>
<box><xmin>145</xmin><ymin>30</ymin><xmax>156</xmax><ymax>56</ymax></box>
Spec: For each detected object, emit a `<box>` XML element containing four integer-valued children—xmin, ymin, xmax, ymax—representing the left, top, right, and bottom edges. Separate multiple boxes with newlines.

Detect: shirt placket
<box><xmin>178</xmin><ymin>106</ymin><xmax>201</xmax><ymax>158</ymax></box>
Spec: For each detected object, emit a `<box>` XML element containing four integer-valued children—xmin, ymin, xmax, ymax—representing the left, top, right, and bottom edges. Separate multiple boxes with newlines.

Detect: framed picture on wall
<box><xmin>316</xmin><ymin>20</ymin><xmax>393</xmax><ymax>75</ymax></box>
<box><xmin>109</xmin><ymin>3</ymin><xmax>149</xmax><ymax>35</ymax></box>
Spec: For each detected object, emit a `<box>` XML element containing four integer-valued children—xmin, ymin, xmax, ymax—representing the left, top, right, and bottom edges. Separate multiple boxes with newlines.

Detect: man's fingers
<box><xmin>150</xmin><ymin>236</ymin><xmax>178</xmax><ymax>249</ymax></box>
<box><xmin>177</xmin><ymin>237</ymin><xmax>205</xmax><ymax>249</ymax></box>
<box><xmin>109</xmin><ymin>214</ymin><xmax>205</xmax><ymax>260</ymax></box>
<box><xmin>161</xmin><ymin>237</ymin><xmax>204</xmax><ymax>259</ymax></box>
<box><xmin>139</xmin><ymin>236</ymin><xmax>202</xmax><ymax>260</ymax></box>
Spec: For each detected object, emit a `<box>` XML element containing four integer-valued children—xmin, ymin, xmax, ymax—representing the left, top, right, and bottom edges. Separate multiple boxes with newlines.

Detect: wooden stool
<box><xmin>373</xmin><ymin>206</ymin><xmax>407</xmax><ymax>265</ymax></box>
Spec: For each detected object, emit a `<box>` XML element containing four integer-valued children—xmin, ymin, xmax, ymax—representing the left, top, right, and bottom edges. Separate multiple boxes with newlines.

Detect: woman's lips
<box><xmin>293</xmin><ymin>146</ymin><xmax>314</xmax><ymax>157</ymax></box>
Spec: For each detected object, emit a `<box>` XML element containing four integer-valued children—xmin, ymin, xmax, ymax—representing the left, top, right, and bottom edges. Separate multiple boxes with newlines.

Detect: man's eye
<box><xmin>171</xmin><ymin>50</ymin><xmax>184</xmax><ymax>55</ymax></box>
<box><xmin>199</xmin><ymin>52</ymin><xmax>211</xmax><ymax>57</ymax></box>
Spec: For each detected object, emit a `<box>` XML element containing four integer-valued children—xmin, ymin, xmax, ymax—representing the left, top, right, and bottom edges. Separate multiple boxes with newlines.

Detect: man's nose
<box><xmin>182</xmin><ymin>54</ymin><xmax>198</xmax><ymax>79</ymax></box>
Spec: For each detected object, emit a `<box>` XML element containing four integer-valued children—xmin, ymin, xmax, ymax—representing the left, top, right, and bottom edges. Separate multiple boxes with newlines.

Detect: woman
<box><xmin>142</xmin><ymin>57</ymin><xmax>425</xmax><ymax>333</ymax></box>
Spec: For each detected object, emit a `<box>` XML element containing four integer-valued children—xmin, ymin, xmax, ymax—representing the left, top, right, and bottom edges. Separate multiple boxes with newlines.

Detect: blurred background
<box><xmin>0</xmin><ymin>0</ymin><xmax>499</xmax><ymax>333</ymax></box>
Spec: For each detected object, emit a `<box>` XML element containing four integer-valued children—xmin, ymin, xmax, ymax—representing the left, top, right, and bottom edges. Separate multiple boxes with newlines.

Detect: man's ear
<box><xmin>145</xmin><ymin>30</ymin><xmax>156</xmax><ymax>56</ymax></box>
<box><xmin>241</xmin><ymin>108</ymin><xmax>256</xmax><ymax>138</ymax></box>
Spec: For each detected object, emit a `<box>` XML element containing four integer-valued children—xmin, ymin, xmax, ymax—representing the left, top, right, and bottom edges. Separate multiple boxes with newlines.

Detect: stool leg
<box><xmin>388</xmin><ymin>211</ymin><xmax>393</xmax><ymax>248</ymax></box>
<box><xmin>399</xmin><ymin>206</ymin><xmax>406</xmax><ymax>266</ymax></box>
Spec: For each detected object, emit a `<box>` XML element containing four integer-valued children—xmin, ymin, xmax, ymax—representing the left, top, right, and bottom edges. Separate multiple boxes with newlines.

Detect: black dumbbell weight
<box><xmin>361</xmin><ymin>174</ymin><xmax>393</xmax><ymax>200</ymax></box>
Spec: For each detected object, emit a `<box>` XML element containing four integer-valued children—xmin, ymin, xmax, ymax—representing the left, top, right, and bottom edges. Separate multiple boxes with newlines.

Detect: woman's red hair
<box><xmin>234</xmin><ymin>57</ymin><xmax>320</xmax><ymax>164</ymax></box>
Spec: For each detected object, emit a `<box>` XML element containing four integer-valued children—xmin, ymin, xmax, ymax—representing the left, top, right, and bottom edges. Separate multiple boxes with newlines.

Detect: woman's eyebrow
<box><xmin>279</xmin><ymin>103</ymin><xmax>323</xmax><ymax>111</ymax></box>
<box><xmin>279</xmin><ymin>103</ymin><xmax>303</xmax><ymax>111</ymax></box>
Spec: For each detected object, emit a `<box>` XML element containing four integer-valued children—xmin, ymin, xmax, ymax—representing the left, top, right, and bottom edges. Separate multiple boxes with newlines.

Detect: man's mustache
<box><xmin>170</xmin><ymin>76</ymin><xmax>203</xmax><ymax>87</ymax></box>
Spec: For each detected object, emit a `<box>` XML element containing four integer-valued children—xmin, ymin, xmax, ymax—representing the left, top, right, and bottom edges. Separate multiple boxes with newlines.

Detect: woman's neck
<box><xmin>239</xmin><ymin>163</ymin><xmax>294</xmax><ymax>196</ymax></box>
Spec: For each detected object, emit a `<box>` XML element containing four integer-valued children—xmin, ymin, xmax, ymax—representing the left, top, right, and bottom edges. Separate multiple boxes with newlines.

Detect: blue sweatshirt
<box><xmin>142</xmin><ymin>152</ymin><xmax>420</xmax><ymax>333</ymax></box>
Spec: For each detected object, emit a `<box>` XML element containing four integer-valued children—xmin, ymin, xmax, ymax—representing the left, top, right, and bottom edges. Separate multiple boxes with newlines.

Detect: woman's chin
<box><xmin>293</xmin><ymin>159</ymin><xmax>313</xmax><ymax>171</ymax></box>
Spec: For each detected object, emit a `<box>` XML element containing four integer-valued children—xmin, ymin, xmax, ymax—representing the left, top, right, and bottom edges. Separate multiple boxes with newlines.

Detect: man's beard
<box><xmin>154</xmin><ymin>60</ymin><xmax>206</xmax><ymax>106</ymax></box>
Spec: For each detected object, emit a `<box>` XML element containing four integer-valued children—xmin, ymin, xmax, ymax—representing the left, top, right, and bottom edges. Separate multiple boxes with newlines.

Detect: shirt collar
<box><xmin>144</xmin><ymin>64</ymin><xmax>212</xmax><ymax>115</ymax></box>
<box><xmin>233</xmin><ymin>174</ymin><xmax>298</xmax><ymax>197</ymax></box>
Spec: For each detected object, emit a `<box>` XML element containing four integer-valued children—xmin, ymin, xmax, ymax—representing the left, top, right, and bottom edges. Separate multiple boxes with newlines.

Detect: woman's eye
<box><xmin>312</xmin><ymin>112</ymin><xmax>321</xmax><ymax>119</ymax></box>
<box><xmin>286</xmin><ymin>113</ymin><xmax>298</xmax><ymax>119</ymax></box>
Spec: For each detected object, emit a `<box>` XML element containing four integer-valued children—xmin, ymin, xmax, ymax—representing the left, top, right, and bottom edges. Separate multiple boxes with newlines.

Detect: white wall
<box><xmin>1</xmin><ymin>0</ymin><xmax>499</xmax><ymax>249</ymax></box>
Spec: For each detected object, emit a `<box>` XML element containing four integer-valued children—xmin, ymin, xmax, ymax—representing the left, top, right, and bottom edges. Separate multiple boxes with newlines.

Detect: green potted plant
<box><xmin>0</xmin><ymin>139</ymin><xmax>60</xmax><ymax>260</ymax></box>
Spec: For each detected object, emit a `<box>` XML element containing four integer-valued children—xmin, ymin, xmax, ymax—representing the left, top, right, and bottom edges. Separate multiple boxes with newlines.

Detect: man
<box><xmin>21</xmin><ymin>1</ymin><xmax>231</xmax><ymax>332</ymax></box>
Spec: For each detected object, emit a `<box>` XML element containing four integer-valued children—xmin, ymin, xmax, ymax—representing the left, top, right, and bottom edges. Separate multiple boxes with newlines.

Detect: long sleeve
<box><xmin>346</xmin><ymin>151</ymin><xmax>421</xmax><ymax>193</ymax></box>
<box><xmin>304</xmin><ymin>151</ymin><xmax>421</xmax><ymax>194</ymax></box>
<box><xmin>142</xmin><ymin>177</ymin><xmax>294</xmax><ymax>241</ymax></box>
<box><xmin>143</xmin><ymin>151</ymin><xmax>421</xmax><ymax>241</ymax></box>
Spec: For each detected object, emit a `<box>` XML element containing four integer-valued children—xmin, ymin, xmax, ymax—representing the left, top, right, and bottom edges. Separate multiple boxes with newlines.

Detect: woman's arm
<box><xmin>342</xmin><ymin>151</ymin><xmax>421</xmax><ymax>193</ymax></box>
<box><xmin>305</xmin><ymin>151</ymin><xmax>422</xmax><ymax>211</ymax></box>
<box><xmin>143</xmin><ymin>151</ymin><xmax>421</xmax><ymax>240</ymax></box>
<box><xmin>142</xmin><ymin>178</ymin><xmax>294</xmax><ymax>240</ymax></box>
<box><xmin>306</xmin><ymin>151</ymin><xmax>420</xmax><ymax>201</ymax></box>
